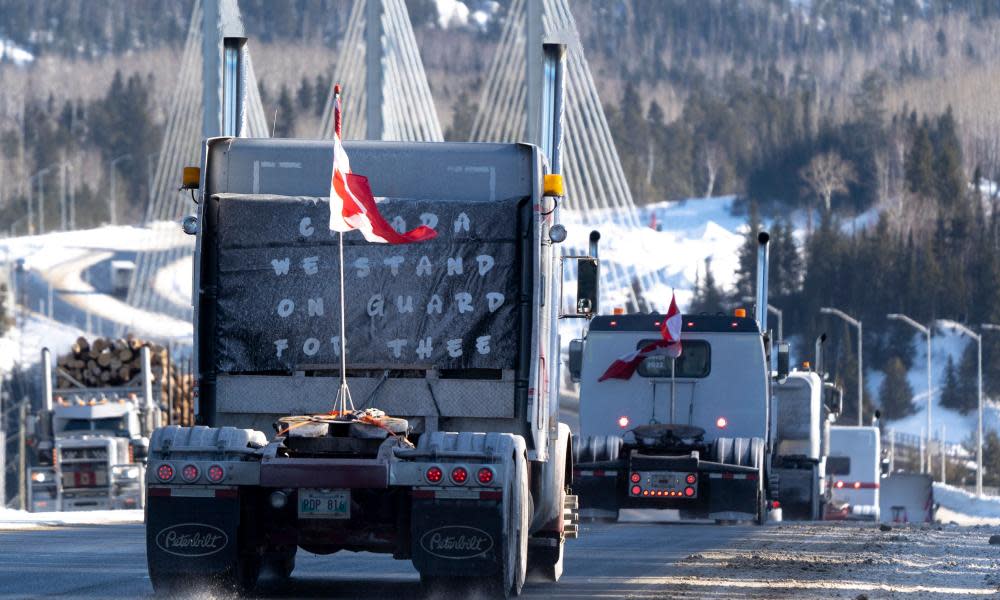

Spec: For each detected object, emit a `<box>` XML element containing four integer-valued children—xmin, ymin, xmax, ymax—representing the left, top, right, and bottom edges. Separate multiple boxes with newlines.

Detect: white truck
<box><xmin>569</xmin><ymin>233</ymin><xmax>786</xmax><ymax>523</ymax></box>
<box><xmin>825</xmin><ymin>425</ymin><xmax>881</xmax><ymax>521</ymax></box>
<box><xmin>771</xmin><ymin>367</ymin><xmax>843</xmax><ymax>520</ymax></box>
<box><xmin>27</xmin><ymin>347</ymin><xmax>159</xmax><ymax>511</ymax></box>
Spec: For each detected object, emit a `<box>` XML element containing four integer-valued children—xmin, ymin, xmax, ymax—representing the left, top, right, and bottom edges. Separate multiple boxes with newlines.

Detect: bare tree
<box><xmin>702</xmin><ymin>143</ymin><xmax>722</xmax><ymax>198</ymax></box>
<box><xmin>800</xmin><ymin>151</ymin><xmax>856</xmax><ymax>221</ymax></box>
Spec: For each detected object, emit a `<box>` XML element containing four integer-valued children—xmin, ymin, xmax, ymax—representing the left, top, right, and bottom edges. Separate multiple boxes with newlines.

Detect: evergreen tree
<box><xmin>940</xmin><ymin>355</ymin><xmax>962</xmax><ymax>412</ymax></box>
<box><xmin>879</xmin><ymin>357</ymin><xmax>915</xmax><ymax>420</ymax></box>
<box><xmin>733</xmin><ymin>202</ymin><xmax>761</xmax><ymax>305</ymax></box>
<box><xmin>296</xmin><ymin>76</ymin><xmax>313</xmax><ymax>111</ymax></box>
<box><xmin>273</xmin><ymin>85</ymin><xmax>296</xmax><ymax>138</ymax></box>
<box><xmin>905</xmin><ymin>123</ymin><xmax>934</xmax><ymax>195</ymax></box>
<box><xmin>690</xmin><ymin>258</ymin><xmax>725</xmax><ymax>314</ymax></box>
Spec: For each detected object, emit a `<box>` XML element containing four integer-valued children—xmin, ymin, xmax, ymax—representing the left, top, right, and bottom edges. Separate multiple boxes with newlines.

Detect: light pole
<box><xmin>109</xmin><ymin>153</ymin><xmax>132</xmax><ymax>225</ymax></box>
<box><xmin>821</xmin><ymin>307</ymin><xmax>863</xmax><ymax>426</ymax></box>
<box><xmin>741</xmin><ymin>296</ymin><xmax>783</xmax><ymax>340</ymax></box>
<box><xmin>888</xmin><ymin>313</ymin><xmax>933</xmax><ymax>474</ymax></box>
<box><xmin>943</xmin><ymin>321</ymin><xmax>983</xmax><ymax>497</ymax></box>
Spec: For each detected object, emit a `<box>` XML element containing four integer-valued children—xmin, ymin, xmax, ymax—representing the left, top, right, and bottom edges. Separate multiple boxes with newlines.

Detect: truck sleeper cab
<box><xmin>571</xmin><ymin>313</ymin><xmax>771</xmax><ymax>523</ymax></box>
<box><xmin>145</xmin><ymin>139</ymin><xmax>575</xmax><ymax>598</ymax></box>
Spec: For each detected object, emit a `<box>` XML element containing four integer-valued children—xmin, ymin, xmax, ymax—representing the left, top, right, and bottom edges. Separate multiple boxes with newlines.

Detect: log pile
<box><xmin>56</xmin><ymin>336</ymin><xmax>195</xmax><ymax>426</ymax></box>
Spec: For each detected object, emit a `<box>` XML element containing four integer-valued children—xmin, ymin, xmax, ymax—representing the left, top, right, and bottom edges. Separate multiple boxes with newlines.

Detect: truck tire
<box><xmin>573</xmin><ymin>435</ymin><xmax>621</xmax><ymax>464</ymax></box>
<box><xmin>492</xmin><ymin>452</ymin><xmax>530</xmax><ymax>598</ymax></box>
<box><xmin>750</xmin><ymin>439</ymin><xmax>766</xmax><ymax>526</ymax></box>
<box><xmin>714</xmin><ymin>437</ymin><xmax>734</xmax><ymax>464</ymax></box>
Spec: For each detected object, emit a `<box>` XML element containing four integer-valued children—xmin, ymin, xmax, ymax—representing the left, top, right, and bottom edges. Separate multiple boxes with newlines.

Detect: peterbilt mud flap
<box><xmin>146</xmin><ymin>493</ymin><xmax>240</xmax><ymax>576</ymax></box>
<box><xmin>410</xmin><ymin>499</ymin><xmax>503</xmax><ymax>576</ymax></box>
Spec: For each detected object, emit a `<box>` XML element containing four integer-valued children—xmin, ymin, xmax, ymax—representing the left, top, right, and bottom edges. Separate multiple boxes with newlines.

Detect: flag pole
<box><xmin>336</xmin><ymin>230</ymin><xmax>354</xmax><ymax>414</ymax></box>
<box><xmin>670</xmin><ymin>358</ymin><xmax>676</xmax><ymax>424</ymax></box>
<box><xmin>333</xmin><ymin>82</ymin><xmax>354</xmax><ymax>415</ymax></box>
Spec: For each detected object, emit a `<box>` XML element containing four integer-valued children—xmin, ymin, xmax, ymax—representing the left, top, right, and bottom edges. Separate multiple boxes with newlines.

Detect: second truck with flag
<box><xmin>569</xmin><ymin>232</ymin><xmax>787</xmax><ymax>524</ymax></box>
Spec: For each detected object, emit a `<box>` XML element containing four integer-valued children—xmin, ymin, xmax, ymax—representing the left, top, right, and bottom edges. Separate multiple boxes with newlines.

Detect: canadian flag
<box><xmin>328</xmin><ymin>85</ymin><xmax>436</xmax><ymax>244</ymax></box>
<box><xmin>598</xmin><ymin>293</ymin><xmax>682</xmax><ymax>382</ymax></box>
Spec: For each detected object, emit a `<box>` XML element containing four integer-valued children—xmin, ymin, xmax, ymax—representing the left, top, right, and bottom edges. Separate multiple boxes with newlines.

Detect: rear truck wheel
<box><xmin>751</xmin><ymin>439</ymin><xmax>767</xmax><ymax>526</ymax></box>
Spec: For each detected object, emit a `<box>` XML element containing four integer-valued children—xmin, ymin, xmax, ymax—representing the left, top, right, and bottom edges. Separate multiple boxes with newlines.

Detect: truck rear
<box><xmin>144</xmin><ymin>139</ymin><xmax>577</xmax><ymax>597</ymax></box>
<box><xmin>571</xmin><ymin>313</ymin><xmax>773</xmax><ymax>523</ymax></box>
<box><xmin>826</xmin><ymin>425</ymin><xmax>881</xmax><ymax>521</ymax></box>
<box><xmin>771</xmin><ymin>370</ymin><xmax>824</xmax><ymax>520</ymax></box>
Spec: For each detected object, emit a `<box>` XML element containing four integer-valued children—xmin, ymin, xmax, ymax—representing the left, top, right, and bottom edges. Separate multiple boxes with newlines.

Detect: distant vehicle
<box><xmin>880</xmin><ymin>472</ymin><xmax>934</xmax><ymax>524</ymax></box>
<box><xmin>110</xmin><ymin>260</ymin><xmax>135</xmax><ymax>297</ymax></box>
<box><xmin>26</xmin><ymin>347</ymin><xmax>159</xmax><ymax>511</ymax></box>
<box><xmin>825</xmin><ymin>425</ymin><xmax>881</xmax><ymax>521</ymax></box>
<box><xmin>771</xmin><ymin>369</ymin><xmax>842</xmax><ymax>520</ymax></box>
<box><xmin>570</xmin><ymin>233</ymin><xmax>784</xmax><ymax>524</ymax></box>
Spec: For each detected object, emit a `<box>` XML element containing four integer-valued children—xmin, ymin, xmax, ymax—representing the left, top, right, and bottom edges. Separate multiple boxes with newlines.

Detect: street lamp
<box><xmin>741</xmin><ymin>296</ymin><xmax>783</xmax><ymax>340</ymax></box>
<box><xmin>109</xmin><ymin>153</ymin><xmax>132</xmax><ymax>225</ymax></box>
<box><xmin>888</xmin><ymin>313</ymin><xmax>933</xmax><ymax>474</ymax></box>
<box><xmin>941</xmin><ymin>321</ymin><xmax>983</xmax><ymax>497</ymax></box>
<box><xmin>821</xmin><ymin>307</ymin><xmax>863</xmax><ymax>426</ymax></box>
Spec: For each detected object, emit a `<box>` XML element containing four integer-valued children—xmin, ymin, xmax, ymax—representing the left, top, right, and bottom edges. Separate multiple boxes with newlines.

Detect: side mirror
<box><xmin>776</xmin><ymin>342</ymin><xmax>790</xmax><ymax>380</ymax></box>
<box><xmin>880</xmin><ymin>457</ymin><xmax>890</xmax><ymax>476</ymax></box>
<box><xmin>823</xmin><ymin>382</ymin><xmax>843</xmax><ymax>415</ymax></box>
<box><xmin>568</xmin><ymin>339</ymin><xmax>584</xmax><ymax>382</ymax></box>
<box><xmin>576</xmin><ymin>258</ymin><xmax>599</xmax><ymax>317</ymax></box>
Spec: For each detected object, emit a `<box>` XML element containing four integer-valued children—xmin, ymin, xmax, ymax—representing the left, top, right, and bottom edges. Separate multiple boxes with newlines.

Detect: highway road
<box><xmin>0</xmin><ymin>519</ymin><xmax>996</xmax><ymax>598</ymax></box>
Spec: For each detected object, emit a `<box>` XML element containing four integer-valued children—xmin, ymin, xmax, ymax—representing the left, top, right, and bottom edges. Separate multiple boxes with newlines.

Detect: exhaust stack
<box><xmin>589</xmin><ymin>230</ymin><xmax>601</xmax><ymax>258</ymax></box>
<box><xmin>755</xmin><ymin>231</ymin><xmax>770</xmax><ymax>333</ymax></box>
<box><xmin>42</xmin><ymin>347</ymin><xmax>53</xmax><ymax>412</ymax></box>
<box><xmin>814</xmin><ymin>333</ymin><xmax>828</xmax><ymax>376</ymax></box>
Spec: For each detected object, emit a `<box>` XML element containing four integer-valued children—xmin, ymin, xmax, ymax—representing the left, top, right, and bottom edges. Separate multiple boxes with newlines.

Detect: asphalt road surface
<box><xmin>1</xmin><ymin>519</ymin><xmax>997</xmax><ymax>599</ymax></box>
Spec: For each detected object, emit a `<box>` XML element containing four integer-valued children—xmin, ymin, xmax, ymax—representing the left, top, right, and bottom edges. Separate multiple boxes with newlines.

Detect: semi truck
<box><xmin>825</xmin><ymin>425</ymin><xmax>881</xmax><ymax>521</ymax></box>
<box><xmin>569</xmin><ymin>233</ymin><xmax>786</xmax><ymax>523</ymax></box>
<box><xmin>27</xmin><ymin>347</ymin><xmax>159</xmax><ymax>511</ymax></box>
<box><xmin>143</xmin><ymin>125</ymin><xmax>586</xmax><ymax>595</ymax></box>
<box><xmin>770</xmin><ymin>368</ymin><xmax>843</xmax><ymax>520</ymax></box>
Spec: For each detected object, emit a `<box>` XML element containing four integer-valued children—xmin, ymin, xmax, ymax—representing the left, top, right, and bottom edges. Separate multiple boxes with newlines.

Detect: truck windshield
<box><xmin>62</xmin><ymin>417</ymin><xmax>129</xmax><ymax>437</ymax></box>
<box><xmin>635</xmin><ymin>340</ymin><xmax>710</xmax><ymax>378</ymax></box>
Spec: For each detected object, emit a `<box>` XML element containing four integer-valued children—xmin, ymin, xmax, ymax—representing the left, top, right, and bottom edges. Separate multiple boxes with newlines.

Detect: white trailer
<box><xmin>826</xmin><ymin>425</ymin><xmax>881</xmax><ymax>521</ymax></box>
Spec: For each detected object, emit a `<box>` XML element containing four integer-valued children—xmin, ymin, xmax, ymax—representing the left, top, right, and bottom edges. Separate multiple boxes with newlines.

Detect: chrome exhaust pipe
<box><xmin>755</xmin><ymin>231</ymin><xmax>770</xmax><ymax>333</ymax></box>
<box><xmin>589</xmin><ymin>230</ymin><xmax>600</xmax><ymax>258</ymax></box>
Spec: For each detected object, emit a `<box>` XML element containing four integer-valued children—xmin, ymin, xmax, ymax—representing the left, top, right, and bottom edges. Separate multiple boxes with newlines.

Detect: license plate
<box><xmin>298</xmin><ymin>489</ymin><xmax>351</xmax><ymax>519</ymax></box>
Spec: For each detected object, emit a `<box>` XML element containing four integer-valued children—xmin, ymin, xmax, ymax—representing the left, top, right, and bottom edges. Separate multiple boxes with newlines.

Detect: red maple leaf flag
<box><xmin>598</xmin><ymin>292</ymin><xmax>683</xmax><ymax>382</ymax></box>
<box><xmin>328</xmin><ymin>85</ymin><xmax>436</xmax><ymax>244</ymax></box>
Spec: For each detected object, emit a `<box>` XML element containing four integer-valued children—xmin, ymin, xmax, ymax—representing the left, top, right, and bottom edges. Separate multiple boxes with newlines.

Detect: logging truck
<box><xmin>26</xmin><ymin>345</ymin><xmax>161</xmax><ymax>511</ymax></box>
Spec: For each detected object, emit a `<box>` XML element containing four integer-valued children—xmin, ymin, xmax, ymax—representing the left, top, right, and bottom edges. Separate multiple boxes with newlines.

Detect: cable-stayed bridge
<box><xmin>125</xmin><ymin>0</ymin><xmax>667</xmax><ymax>342</ymax></box>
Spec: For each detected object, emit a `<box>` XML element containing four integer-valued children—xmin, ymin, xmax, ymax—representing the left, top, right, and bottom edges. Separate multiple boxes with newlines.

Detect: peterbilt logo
<box><xmin>155</xmin><ymin>523</ymin><xmax>228</xmax><ymax>557</ymax></box>
<box><xmin>419</xmin><ymin>526</ymin><xmax>493</xmax><ymax>559</ymax></box>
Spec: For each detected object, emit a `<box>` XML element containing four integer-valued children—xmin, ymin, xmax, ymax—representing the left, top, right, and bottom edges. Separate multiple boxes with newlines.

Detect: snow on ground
<box><xmin>0</xmin><ymin>508</ymin><xmax>142</xmax><ymax>530</ymax></box>
<box><xmin>0</xmin><ymin>311</ymin><xmax>87</xmax><ymax>371</ymax></box>
<box><xmin>152</xmin><ymin>255</ymin><xmax>192</xmax><ymax>311</ymax></box>
<box><xmin>934</xmin><ymin>482</ymin><xmax>1000</xmax><ymax>525</ymax></box>
<box><xmin>560</xmin><ymin>196</ymin><xmax>745</xmax><ymax>311</ymax></box>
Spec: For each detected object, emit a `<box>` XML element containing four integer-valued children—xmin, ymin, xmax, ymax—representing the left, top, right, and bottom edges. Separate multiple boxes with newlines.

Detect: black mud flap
<box><xmin>146</xmin><ymin>493</ymin><xmax>240</xmax><ymax>579</ymax></box>
<box><xmin>410</xmin><ymin>499</ymin><xmax>504</xmax><ymax>577</ymax></box>
<box><xmin>707</xmin><ymin>474</ymin><xmax>759</xmax><ymax>517</ymax></box>
<box><xmin>572</xmin><ymin>461</ymin><xmax>621</xmax><ymax>513</ymax></box>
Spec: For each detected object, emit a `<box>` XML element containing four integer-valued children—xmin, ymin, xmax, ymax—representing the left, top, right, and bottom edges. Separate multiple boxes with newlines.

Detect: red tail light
<box><xmin>716</xmin><ymin>417</ymin><xmax>728</xmax><ymax>429</ymax></box>
<box><xmin>618</xmin><ymin>415</ymin><xmax>630</xmax><ymax>428</ymax></box>
<box><xmin>181</xmin><ymin>464</ymin><xmax>200</xmax><ymax>482</ymax></box>
<box><xmin>451</xmin><ymin>467</ymin><xmax>469</xmax><ymax>485</ymax></box>
<box><xmin>772</xmin><ymin>500</ymin><xmax>781</xmax><ymax>509</ymax></box>
<box><xmin>630</xmin><ymin>472</ymin><xmax>641</xmax><ymax>483</ymax></box>
<box><xmin>425</xmin><ymin>466</ymin><xmax>443</xmax><ymax>484</ymax></box>
<box><xmin>684</xmin><ymin>486</ymin><xmax>695</xmax><ymax>497</ymax></box>
<box><xmin>631</xmin><ymin>485</ymin><xmax>641</xmax><ymax>495</ymax></box>
<box><xmin>853</xmin><ymin>481</ymin><xmax>861</xmax><ymax>489</ymax></box>
<box><xmin>207</xmin><ymin>464</ymin><xmax>225</xmax><ymax>483</ymax></box>
<box><xmin>156</xmin><ymin>463</ymin><xmax>175</xmax><ymax>482</ymax></box>
<box><xmin>686</xmin><ymin>474</ymin><xmax>696</xmax><ymax>484</ymax></box>
<box><xmin>835</xmin><ymin>480</ymin><xmax>844</xmax><ymax>489</ymax></box>
<box><xmin>476</xmin><ymin>467</ymin><xmax>494</xmax><ymax>485</ymax></box>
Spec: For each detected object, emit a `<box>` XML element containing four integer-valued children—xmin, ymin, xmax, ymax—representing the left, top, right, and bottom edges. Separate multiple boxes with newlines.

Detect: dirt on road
<box><xmin>646</xmin><ymin>521</ymin><xmax>999</xmax><ymax>599</ymax></box>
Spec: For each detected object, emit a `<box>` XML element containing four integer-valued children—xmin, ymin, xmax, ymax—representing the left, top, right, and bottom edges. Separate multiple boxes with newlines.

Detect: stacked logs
<box><xmin>56</xmin><ymin>336</ymin><xmax>195</xmax><ymax>426</ymax></box>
